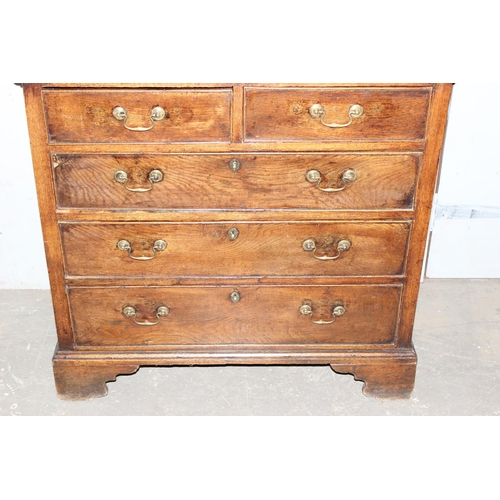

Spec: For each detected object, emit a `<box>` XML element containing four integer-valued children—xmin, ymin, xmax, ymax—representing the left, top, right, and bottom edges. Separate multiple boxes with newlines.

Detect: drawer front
<box><xmin>61</xmin><ymin>221</ymin><xmax>410</xmax><ymax>278</ymax></box>
<box><xmin>69</xmin><ymin>285</ymin><xmax>401</xmax><ymax>346</ymax></box>
<box><xmin>244</xmin><ymin>87</ymin><xmax>430</xmax><ymax>142</ymax></box>
<box><xmin>43</xmin><ymin>89</ymin><xmax>231</xmax><ymax>143</ymax></box>
<box><xmin>54</xmin><ymin>153</ymin><xmax>419</xmax><ymax>210</ymax></box>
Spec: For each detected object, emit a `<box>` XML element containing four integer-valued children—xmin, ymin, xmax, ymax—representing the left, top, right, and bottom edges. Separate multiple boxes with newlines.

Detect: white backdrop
<box><xmin>1</xmin><ymin>83</ymin><xmax>499</xmax><ymax>288</ymax></box>
<box><xmin>425</xmin><ymin>84</ymin><xmax>500</xmax><ymax>278</ymax></box>
<box><xmin>0</xmin><ymin>83</ymin><xmax>49</xmax><ymax>288</ymax></box>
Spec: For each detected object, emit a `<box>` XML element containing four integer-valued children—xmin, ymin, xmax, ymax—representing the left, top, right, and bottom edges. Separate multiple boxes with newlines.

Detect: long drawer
<box><xmin>61</xmin><ymin>221</ymin><xmax>410</xmax><ymax>278</ymax></box>
<box><xmin>53</xmin><ymin>153</ymin><xmax>420</xmax><ymax>210</ymax></box>
<box><xmin>244</xmin><ymin>87</ymin><xmax>431</xmax><ymax>142</ymax></box>
<box><xmin>68</xmin><ymin>285</ymin><xmax>402</xmax><ymax>346</ymax></box>
<box><xmin>43</xmin><ymin>89</ymin><xmax>232</xmax><ymax>143</ymax></box>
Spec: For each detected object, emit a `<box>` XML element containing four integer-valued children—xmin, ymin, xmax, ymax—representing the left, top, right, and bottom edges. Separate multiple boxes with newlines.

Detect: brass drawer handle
<box><xmin>117</xmin><ymin>239</ymin><xmax>167</xmax><ymax>260</ymax></box>
<box><xmin>302</xmin><ymin>238</ymin><xmax>351</xmax><ymax>260</ymax></box>
<box><xmin>306</xmin><ymin>169</ymin><xmax>356</xmax><ymax>192</ymax></box>
<box><xmin>300</xmin><ymin>303</ymin><xmax>346</xmax><ymax>325</ymax></box>
<box><xmin>112</xmin><ymin>106</ymin><xmax>167</xmax><ymax>131</ymax></box>
<box><xmin>114</xmin><ymin>169</ymin><xmax>163</xmax><ymax>192</ymax></box>
<box><xmin>122</xmin><ymin>305</ymin><xmax>170</xmax><ymax>326</ymax></box>
<box><xmin>309</xmin><ymin>103</ymin><xmax>363</xmax><ymax>128</ymax></box>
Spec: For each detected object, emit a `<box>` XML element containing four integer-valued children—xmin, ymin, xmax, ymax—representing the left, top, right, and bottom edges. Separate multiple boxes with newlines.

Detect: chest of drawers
<box><xmin>22</xmin><ymin>83</ymin><xmax>452</xmax><ymax>400</ymax></box>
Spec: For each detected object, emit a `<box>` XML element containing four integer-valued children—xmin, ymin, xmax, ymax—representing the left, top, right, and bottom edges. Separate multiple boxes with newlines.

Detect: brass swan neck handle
<box><xmin>309</xmin><ymin>103</ymin><xmax>363</xmax><ymax>128</ymax></box>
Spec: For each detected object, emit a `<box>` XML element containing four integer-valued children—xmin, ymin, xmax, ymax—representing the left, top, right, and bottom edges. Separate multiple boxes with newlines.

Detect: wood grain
<box><xmin>231</xmin><ymin>85</ymin><xmax>244</xmax><ymax>142</ymax></box>
<box><xmin>244</xmin><ymin>87</ymin><xmax>431</xmax><ymax>142</ymax></box>
<box><xmin>61</xmin><ymin>221</ymin><xmax>410</xmax><ymax>278</ymax></box>
<box><xmin>43</xmin><ymin>89</ymin><xmax>232</xmax><ymax>143</ymax></box>
<box><xmin>49</xmin><ymin>140</ymin><xmax>426</xmax><ymax>153</ymax></box>
<box><xmin>55</xmin><ymin>210</ymin><xmax>416</xmax><ymax>223</ymax></box>
<box><xmin>21</xmin><ymin>82</ymin><xmax>453</xmax><ymax>400</ymax></box>
<box><xmin>65</xmin><ymin>276</ymin><xmax>406</xmax><ymax>287</ymax></box>
<box><xmin>331</xmin><ymin>357</ymin><xmax>416</xmax><ymax>399</ymax></box>
<box><xmin>68</xmin><ymin>285</ymin><xmax>402</xmax><ymax>347</ymax></box>
<box><xmin>51</xmin><ymin>348</ymin><xmax>416</xmax><ymax>400</ymax></box>
<box><xmin>52</xmin><ymin>359</ymin><xmax>139</xmax><ymax>400</ymax></box>
<box><xmin>53</xmin><ymin>153</ymin><xmax>420</xmax><ymax>211</ymax></box>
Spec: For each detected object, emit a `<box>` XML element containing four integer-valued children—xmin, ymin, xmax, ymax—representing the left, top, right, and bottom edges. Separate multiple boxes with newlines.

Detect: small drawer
<box><xmin>244</xmin><ymin>87</ymin><xmax>430</xmax><ymax>142</ymax></box>
<box><xmin>68</xmin><ymin>285</ymin><xmax>402</xmax><ymax>346</ymax></box>
<box><xmin>53</xmin><ymin>153</ymin><xmax>420</xmax><ymax>210</ymax></box>
<box><xmin>43</xmin><ymin>89</ymin><xmax>231</xmax><ymax>143</ymax></box>
<box><xmin>60</xmin><ymin>221</ymin><xmax>410</xmax><ymax>278</ymax></box>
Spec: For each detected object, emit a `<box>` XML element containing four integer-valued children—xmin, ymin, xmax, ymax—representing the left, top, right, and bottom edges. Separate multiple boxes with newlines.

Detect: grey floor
<box><xmin>1</xmin><ymin>279</ymin><xmax>499</xmax><ymax>416</ymax></box>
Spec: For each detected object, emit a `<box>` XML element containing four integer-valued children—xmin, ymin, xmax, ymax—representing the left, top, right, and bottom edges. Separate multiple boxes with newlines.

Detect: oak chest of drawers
<box><xmin>22</xmin><ymin>83</ymin><xmax>452</xmax><ymax>400</ymax></box>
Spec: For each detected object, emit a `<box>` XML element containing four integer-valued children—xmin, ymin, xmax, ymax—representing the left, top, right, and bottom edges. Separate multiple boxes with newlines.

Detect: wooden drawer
<box><xmin>53</xmin><ymin>153</ymin><xmax>419</xmax><ymax>210</ymax></box>
<box><xmin>61</xmin><ymin>221</ymin><xmax>410</xmax><ymax>278</ymax></box>
<box><xmin>68</xmin><ymin>285</ymin><xmax>401</xmax><ymax>346</ymax></box>
<box><xmin>23</xmin><ymin>83</ymin><xmax>453</xmax><ymax>401</ymax></box>
<box><xmin>43</xmin><ymin>89</ymin><xmax>231</xmax><ymax>143</ymax></box>
<box><xmin>244</xmin><ymin>87</ymin><xmax>430</xmax><ymax>142</ymax></box>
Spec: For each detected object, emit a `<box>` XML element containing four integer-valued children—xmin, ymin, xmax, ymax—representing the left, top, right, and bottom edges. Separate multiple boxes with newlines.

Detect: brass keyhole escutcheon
<box><xmin>230</xmin><ymin>290</ymin><xmax>241</xmax><ymax>303</ymax></box>
<box><xmin>227</xmin><ymin>227</ymin><xmax>239</xmax><ymax>240</ymax></box>
<box><xmin>229</xmin><ymin>159</ymin><xmax>241</xmax><ymax>171</ymax></box>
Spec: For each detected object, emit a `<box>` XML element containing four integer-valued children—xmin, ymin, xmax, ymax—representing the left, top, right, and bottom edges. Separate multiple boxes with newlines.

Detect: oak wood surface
<box><xmin>49</xmin><ymin>141</ymin><xmax>426</xmax><ymax>153</ymax></box>
<box><xmin>68</xmin><ymin>285</ymin><xmax>402</xmax><ymax>347</ymax></box>
<box><xmin>60</xmin><ymin>221</ymin><xmax>410</xmax><ymax>278</ymax></box>
<box><xmin>52</xmin><ymin>347</ymin><xmax>416</xmax><ymax>399</ymax></box>
<box><xmin>53</xmin><ymin>153</ymin><xmax>420</xmax><ymax>211</ymax></box>
<box><xmin>244</xmin><ymin>87</ymin><xmax>431</xmax><ymax>142</ymax></box>
<box><xmin>21</xmin><ymin>82</ymin><xmax>453</xmax><ymax>400</ymax></box>
<box><xmin>43</xmin><ymin>89</ymin><xmax>232</xmax><ymax>143</ymax></box>
<box><xmin>65</xmin><ymin>276</ymin><xmax>407</xmax><ymax>287</ymax></box>
<box><xmin>331</xmin><ymin>357</ymin><xmax>416</xmax><ymax>399</ymax></box>
<box><xmin>231</xmin><ymin>85</ymin><xmax>244</xmax><ymax>143</ymax></box>
<box><xmin>52</xmin><ymin>358</ymin><xmax>139</xmax><ymax>400</ymax></box>
<box><xmin>57</xmin><ymin>345</ymin><xmax>417</xmax><ymax>359</ymax></box>
<box><xmin>56</xmin><ymin>210</ymin><xmax>416</xmax><ymax>223</ymax></box>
